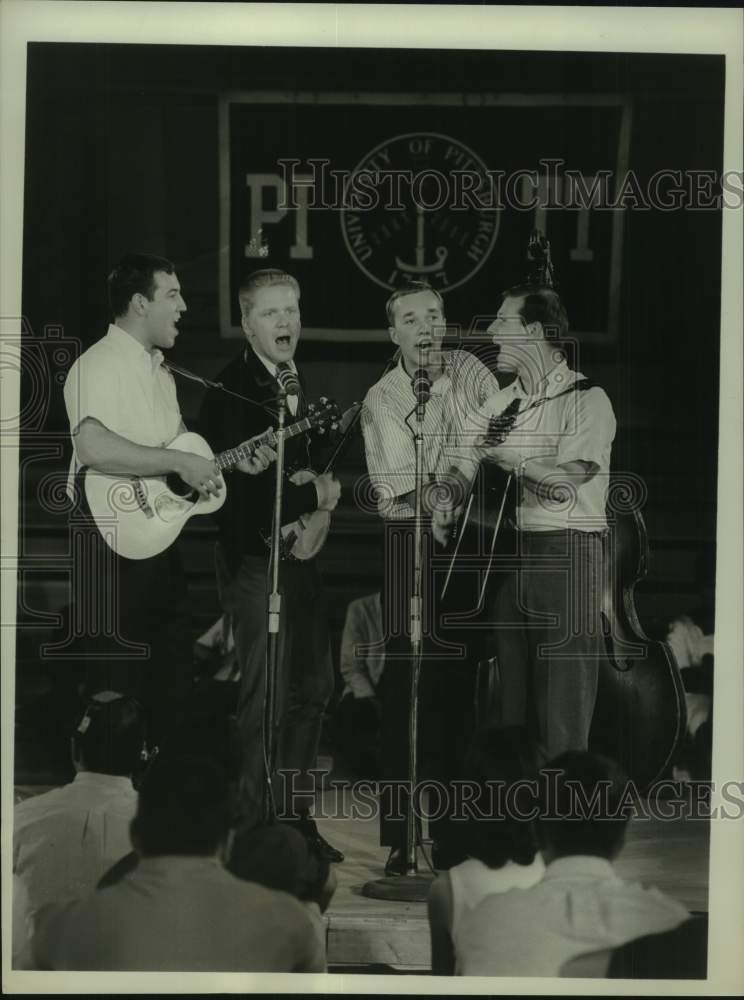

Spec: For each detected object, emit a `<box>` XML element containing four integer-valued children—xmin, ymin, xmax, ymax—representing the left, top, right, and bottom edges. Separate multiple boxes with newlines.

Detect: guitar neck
<box><xmin>319</xmin><ymin>403</ymin><xmax>363</xmax><ymax>476</ymax></box>
<box><xmin>215</xmin><ymin>417</ymin><xmax>313</xmax><ymax>472</ymax></box>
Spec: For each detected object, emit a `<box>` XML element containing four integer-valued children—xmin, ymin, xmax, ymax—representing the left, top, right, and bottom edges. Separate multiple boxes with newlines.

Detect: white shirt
<box><xmin>449</xmin><ymin>855</ymin><xmax>545</xmax><ymax>972</ymax></box>
<box><xmin>456</xmin><ymin>854</ymin><xmax>688</xmax><ymax>977</ymax></box>
<box><xmin>340</xmin><ymin>592</ymin><xmax>385</xmax><ymax>698</ymax></box>
<box><xmin>459</xmin><ymin>361</ymin><xmax>616</xmax><ymax>531</ymax></box>
<box><xmin>31</xmin><ymin>855</ymin><xmax>326</xmax><ymax>972</ymax></box>
<box><xmin>13</xmin><ymin>772</ymin><xmax>138</xmax><ymax>922</ymax></box>
<box><xmin>63</xmin><ymin>323</ymin><xmax>182</xmax><ymax>496</ymax></box>
<box><xmin>362</xmin><ymin>351</ymin><xmax>499</xmax><ymax>519</ymax></box>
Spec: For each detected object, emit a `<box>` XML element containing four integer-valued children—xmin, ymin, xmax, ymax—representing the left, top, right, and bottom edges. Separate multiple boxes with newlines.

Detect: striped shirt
<box><xmin>361</xmin><ymin>351</ymin><xmax>499</xmax><ymax>519</ymax></box>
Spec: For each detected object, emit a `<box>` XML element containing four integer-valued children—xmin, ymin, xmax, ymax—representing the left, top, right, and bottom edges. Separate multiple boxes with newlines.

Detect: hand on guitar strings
<box><xmin>236</xmin><ymin>430</ymin><xmax>277</xmax><ymax>475</ymax></box>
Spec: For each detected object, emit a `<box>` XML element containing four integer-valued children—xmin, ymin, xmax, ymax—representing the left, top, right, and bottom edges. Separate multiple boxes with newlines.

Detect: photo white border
<box><xmin>1</xmin><ymin>3</ymin><xmax>742</xmax><ymax>996</ymax></box>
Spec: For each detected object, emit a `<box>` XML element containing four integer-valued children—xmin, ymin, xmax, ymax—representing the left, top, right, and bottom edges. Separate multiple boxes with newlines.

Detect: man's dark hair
<box><xmin>504</xmin><ymin>284</ymin><xmax>569</xmax><ymax>349</ymax></box>
<box><xmin>538</xmin><ymin>751</ymin><xmax>631</xmax><ymax>860</ymax></box>
<box><xmin>131</xmin><ymin>754</ymin><xmax>231</xmax><ymax>857</ymax></box>
<box><xmin>107</xmin><ymin>252</ymin><xmax>175</xmax><ymax>319</ymax></box>
<box><xmin>458</xmin><ymin>725</ymin><xmax>540</xmax><ymax>869</ymax></box>
<box><xmin>72</xmin><ymin>692</ymin><xmax>146</xmax><ymax>777</ymax></box>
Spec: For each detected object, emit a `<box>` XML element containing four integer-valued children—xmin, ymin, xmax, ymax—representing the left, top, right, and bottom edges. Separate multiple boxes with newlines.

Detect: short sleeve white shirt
<box><xmin>459</xmin><ymin>361</ymin><xmax>616</xmax><ymax>531</ymax></box>
<box><xmin>63</xmin><ymin>324</ymin><xmax>182</xmax><ymax>495</ymax></box>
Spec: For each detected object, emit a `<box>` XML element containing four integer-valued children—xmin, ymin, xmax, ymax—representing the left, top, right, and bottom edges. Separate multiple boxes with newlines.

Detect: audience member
<box><xmin>666</xmin><ymin>549</ymin><xmax>715</xmax><ymax>782</ymax></box>
<box><xmin>31</xmin><ymin>755</ymin><xmax>327</xmax><ymax>971</ymax></box>
<box><xmin>13</xmin><ymin>690</ymin><xmax>145</xmax><ymax>953</ymax></box>
<box><xmin>228</xmin><ymin>821</ymin><xmax>338</xmax><ymax>955</ymax></box>
<box><xmin>456</xmin><ymin>751</ymin><xmax>689</xmax><ymax>976</ymax></box>
<box><xmin>332</xmin><ymin>591</ymin><xmax>384</xmax><ymax>779</ymax></box>
<box><xmin>427</xmin><ymin>725</ymin><xmax>545</xmax><ymax>975</ymax></box>
<box><xmin>95</xmin><ymin>687</ymin><xmax>247</xmax><ymax>888</ymax></box>
<box><xmin>194</xmin><ymin>614</ymin><xmax>238</xmax><ymax>682</ymax></box>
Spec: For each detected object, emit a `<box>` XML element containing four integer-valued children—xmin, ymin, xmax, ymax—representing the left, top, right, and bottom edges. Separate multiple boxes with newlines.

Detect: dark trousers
<box><xmin>332</xmin><ymin>693</ymin><xmax>382</xmax><ymax>781</ymax></box>
<box><xmin>491</xmin><ymin>530</ymin><xmax>604</xmax><ymax>762</ymax></box>
<box><xmin>215</xmin><ymin>544</ymin><xmax>334</xmax><ymax>824</ymax></box>
<box><xmin>70</xmin><ymin>522</ymin><xmax>193</xmax><ymax>748</ymax></box>
<box><xmin>378</xmin><ymin>521</ymin><xmax>480</xmax><ymax>849</ymax></box>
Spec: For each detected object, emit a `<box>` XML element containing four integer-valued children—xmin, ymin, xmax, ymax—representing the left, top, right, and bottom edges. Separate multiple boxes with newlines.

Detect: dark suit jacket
<box><xmin>198</xmin><ymin>347</ymin><xmax>319</xmax><ymax>569</ymax></box>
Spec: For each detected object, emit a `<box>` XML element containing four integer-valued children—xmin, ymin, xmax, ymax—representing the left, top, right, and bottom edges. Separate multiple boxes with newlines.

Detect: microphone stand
<box><xmin>264</xmin><ymin>384</ymin><xmax>288</xmax><ymax>822</ymax></box>
<box><xmin>403</xmin><ymin>387</ymin><xmax>431</xmax><ymax>884</ymax></box>
<box><xmin>364</xmin><ymin>369</ymin><xmax>434</xmax><ymax>902</ymax></box>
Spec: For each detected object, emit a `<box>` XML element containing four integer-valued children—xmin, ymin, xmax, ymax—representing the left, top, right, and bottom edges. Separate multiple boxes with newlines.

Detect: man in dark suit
<box><xmin>199</xmin><ymin>269</ymin><xmax>342</xmax><ymax>862</ymax></box>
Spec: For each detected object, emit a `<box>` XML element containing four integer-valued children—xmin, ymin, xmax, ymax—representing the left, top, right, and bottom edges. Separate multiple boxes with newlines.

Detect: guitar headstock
<box><xmin>525</xmin><ymin>228</ymin><xmax>557</xmax><ymax>289</ymax></box>
<box><xmin>306</xmin><ymin>396</ymin><xmax>343</xmax><ymax>436</ymax></box>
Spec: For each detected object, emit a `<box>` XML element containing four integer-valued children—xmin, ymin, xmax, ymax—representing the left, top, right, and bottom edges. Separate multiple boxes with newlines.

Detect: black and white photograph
<box><xmin>1</xmin><ymin>2</ymin><xmax>742</xmax><ymax>993</ymax></box>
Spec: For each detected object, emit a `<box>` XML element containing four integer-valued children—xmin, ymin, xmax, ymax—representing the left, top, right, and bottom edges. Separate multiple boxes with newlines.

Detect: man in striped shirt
<box><xmin>361</xmin><ymin>282</ymin><xmax>500</xmax><ymax>874</ymax></box>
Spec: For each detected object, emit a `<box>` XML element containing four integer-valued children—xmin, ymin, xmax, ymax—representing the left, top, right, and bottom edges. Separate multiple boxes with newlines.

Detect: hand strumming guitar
<box><xmin>431</xmin><ymin>398</ymin><xmax>521</xmax><ymax>545</ymax></box>
<box><xmin>171</xmin><ymin>453</ymin><xmax>223</xmax><ymax>501</ymax></box>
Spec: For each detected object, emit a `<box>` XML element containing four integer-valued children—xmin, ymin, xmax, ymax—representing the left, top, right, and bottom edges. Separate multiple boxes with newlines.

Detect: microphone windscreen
<box><xmin>411</xmin><ymin>367</ymin><xmax>432</xmax><ymax>404</ymax></box>
<box><xmin>276</xmin><ymin>362</ymin><xmax>300</xmax><ymax>396</ymax></box>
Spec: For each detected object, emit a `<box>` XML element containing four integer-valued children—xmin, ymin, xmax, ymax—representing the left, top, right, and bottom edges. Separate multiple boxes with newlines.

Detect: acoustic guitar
<box><xmin>81</xmin><ymin>398</ymin><xmax>340</xmax><ymax>560</ymax></box>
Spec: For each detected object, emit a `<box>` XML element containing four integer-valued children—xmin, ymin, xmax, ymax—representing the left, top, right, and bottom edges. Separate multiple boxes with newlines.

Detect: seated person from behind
<box><xmin>13</xmin><ymin>691</ymin><xmax>144</xmax><ymax>947</ymax></box>
<box><xmin>227</xmin><ymin>822</ymin><xmax>338</xmax><ymax>955</ymax></box>
<box><xmin>456</xmin><ymin>751</ymin><xmax>689</xmax><ymax>977</ymax></box>
<box><xmin>427</xmin><ymin>725</ymin><xmax>545</xmax><ymax>975</ymax></box>
<box><xmin>332</xmin><ymin>591</ymin><xmax>384</xmax><ymax>780</ymax></box>
<box><xmin>31</xmin><ymin>755</ymin><xmax>326</xmax><ymax>972</ymax></box>
<box><xmin>97</xmin><ymin>689</ymin><xmax>245</xmax><ymax>889</ymax></box>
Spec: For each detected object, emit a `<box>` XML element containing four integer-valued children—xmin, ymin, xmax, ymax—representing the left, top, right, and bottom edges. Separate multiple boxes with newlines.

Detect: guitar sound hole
<box><xmin>166</xmin><ymin>473</ymin><xmax>197</xmax><ymax>501</ymax></box>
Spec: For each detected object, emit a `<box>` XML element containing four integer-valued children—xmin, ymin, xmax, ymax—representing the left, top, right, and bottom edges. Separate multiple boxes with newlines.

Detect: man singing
<box><xmin>199</xmin><ymin>268</ymin><xmax>343</xmax><ymax>863</ymax></box>
<box><xmin>361</xmin><ymin>280</ymin><xmax>500</xmax><ymax>875</ymax></box>
<box><xmin>64</xmin><ymin>253</ymin><xmax>272</xmax><ymax>747</ymax></box>
<box><xmin>435</xmin><ymin>284</ymin><xmax>616</xmax><ymax>763</ymax></box>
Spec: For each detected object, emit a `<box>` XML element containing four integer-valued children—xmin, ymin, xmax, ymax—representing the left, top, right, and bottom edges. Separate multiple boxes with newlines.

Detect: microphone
<box><xmin>276</xmin><ymin>362</ymin><xmax>300</xmax><ymax>397</ymax></box>
<box><xmin>411</xmin><ymin>367</ymin><xmax>432</xmax><ymax>421</ymax></box>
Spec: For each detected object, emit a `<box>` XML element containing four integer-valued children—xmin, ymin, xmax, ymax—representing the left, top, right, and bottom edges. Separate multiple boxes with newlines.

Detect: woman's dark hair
<box><xmin>458</xmin><ymin>724</ymin><xmax>540</xmax><ymax>869</ymax></box>
<box><xmin>538</xmin><ymin>751</ymin><xmax>630</xmax><ymax>860</ymax></box>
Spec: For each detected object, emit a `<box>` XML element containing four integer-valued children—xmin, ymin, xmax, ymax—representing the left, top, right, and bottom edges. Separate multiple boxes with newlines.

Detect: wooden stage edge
<box><xmin>315</xmin><ymin>786</ymin><xmax>710</xmax><ymax>972</ymax></box>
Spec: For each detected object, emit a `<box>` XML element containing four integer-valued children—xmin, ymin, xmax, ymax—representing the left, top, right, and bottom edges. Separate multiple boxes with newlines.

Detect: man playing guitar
<box><xmin>199</xmin><ymin>268</ymin><xmax>343</xmax><ymax>863</ymax></box>
<box><xmin>434</xmin><ymin>284</ymin><xmax>616</xmax><ymax>764</ymax></box>
<box><xmin>64</xmin><ymin>253</ymin><xmax>273</xmax><ymax>748</ymax></box>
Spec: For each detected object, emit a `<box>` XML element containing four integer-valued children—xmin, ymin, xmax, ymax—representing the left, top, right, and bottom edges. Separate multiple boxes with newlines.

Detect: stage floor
<box><xmin>315</xmin><ymin>787</ymin><xmax>711</xmax><ymax>972</ymax></box>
